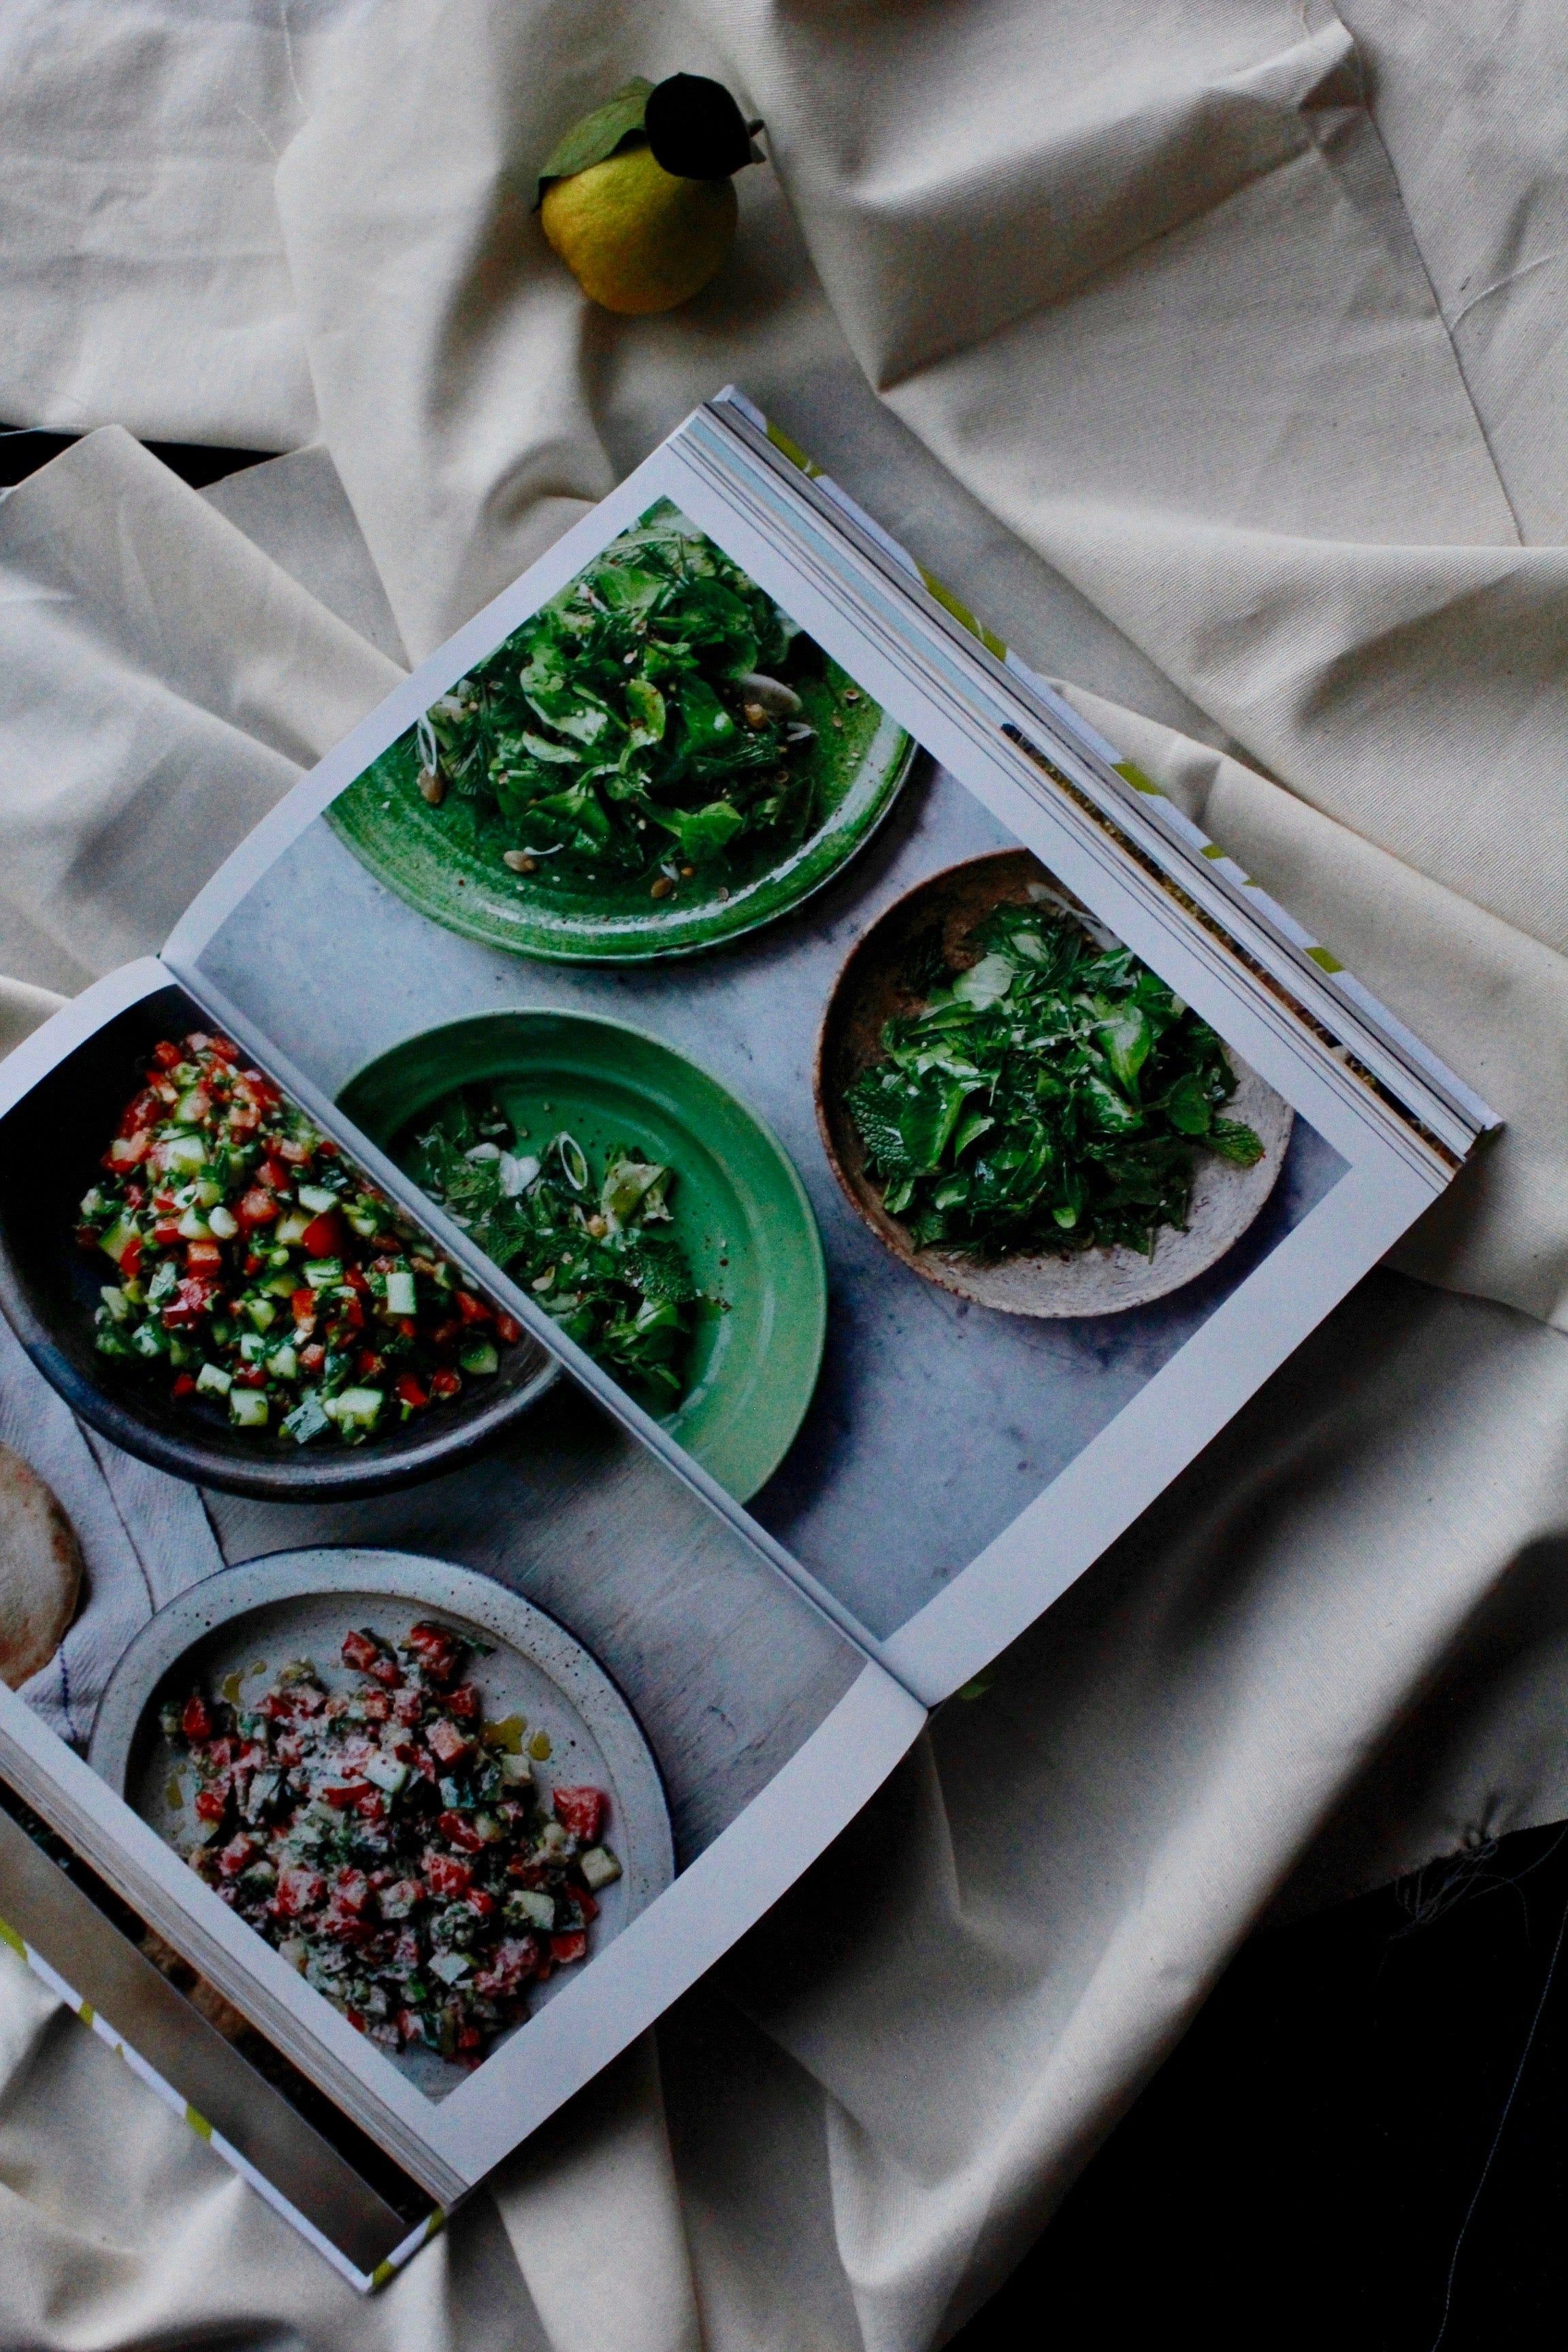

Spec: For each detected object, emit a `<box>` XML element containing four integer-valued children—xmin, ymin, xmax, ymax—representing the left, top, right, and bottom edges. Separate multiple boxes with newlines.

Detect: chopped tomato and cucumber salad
<box><xmin>78</xmin><ymin>1030</ymin><xmax>523</xmax><ymax>1445</ymax></box>
<box><xmin>167</xmin><ymin>1618</ymin><xmax>620</xmax><ymax>2064</ymax></box>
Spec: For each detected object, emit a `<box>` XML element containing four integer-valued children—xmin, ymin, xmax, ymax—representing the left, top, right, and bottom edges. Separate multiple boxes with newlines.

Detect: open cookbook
<box><xmin>0</xmin><ymin>389</ymin><xmax>1497</xmax><ymax>2287</ymax></box>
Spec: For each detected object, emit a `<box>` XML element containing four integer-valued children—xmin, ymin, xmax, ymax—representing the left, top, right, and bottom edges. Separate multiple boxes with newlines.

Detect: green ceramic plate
<box><xmin>338</xmin><ymin>1012</ymin><xmax>826</xmax><ymax>1501</ymax></box>
<box><xmin>325</xmin><ymin>670</ymin><xmax>917</xmax><ymax>963</ymax></box>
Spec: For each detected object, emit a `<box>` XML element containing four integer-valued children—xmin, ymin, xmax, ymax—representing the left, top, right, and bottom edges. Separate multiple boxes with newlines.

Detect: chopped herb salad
<box><xmin>78</xmin><ymin>1032</ymin><xmax>522</xmax><ymax>1444</ymax></box>
<box><xmin>408</xmin><ymin>1087</ymin><xmax>711</xmax><ymax>1407</ymax></box>
<box><xmin>168</xmin><ymin>1619</ymin><xmax>619</xmax><ymax>2065</ymax></box>
<box><xmin>846</xmin><ymin>898</ymin><xmax>1264</xmax><ymax>1260</ymax></box>
<box><xmin>414</xmin><ymin>503</ymin><xmax>865</xmax><ymax>897</ymax></box>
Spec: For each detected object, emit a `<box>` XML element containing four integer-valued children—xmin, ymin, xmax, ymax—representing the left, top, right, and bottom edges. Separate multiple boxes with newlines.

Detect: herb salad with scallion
<box><xmin>845</xmin><ymin>896</ymin><xmax>1265</xmax><ymax>1262</ymax></box>
<box><xmin>412</xmin><ymin>503</ymin><xmax>873</xmax><ymax>900</ymax></box>
<box><xmin>407</xmin><ymin>1088</ymin><xmax>715</xmax><ymax>1407</ymax></box>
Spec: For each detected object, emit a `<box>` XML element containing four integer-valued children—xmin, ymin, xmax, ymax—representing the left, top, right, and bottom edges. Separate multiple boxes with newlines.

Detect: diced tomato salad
<box><xmin>78</xmin><ymin>1031</ymin><xmax>524</xmax><ymax>1446</ymax></box>
<box><xmin>165</xmin><ymin>1619</ymin><xmax>620</xmax><ymax>2064</ymax></box>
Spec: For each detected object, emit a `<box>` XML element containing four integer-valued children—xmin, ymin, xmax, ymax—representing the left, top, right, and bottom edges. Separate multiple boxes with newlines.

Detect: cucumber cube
<box><xmin>580</xmin><ymin>1845</ymin><xmax>621</xmax><ymax>1892</ymax></box>
<box><xmin>324</xmin><ymin>1386</ymin><xmax>382</xmax><ymax>1431</ymax></box>
<box><xmin>162</xmin><ymin>1133</ymin><xmax>206</xmax><ymax>1175</ymax></box>
<box><xmin>99</xmin><ymin>1217</ymin><xmax>140</xmax><ymax>1268</ymax></box>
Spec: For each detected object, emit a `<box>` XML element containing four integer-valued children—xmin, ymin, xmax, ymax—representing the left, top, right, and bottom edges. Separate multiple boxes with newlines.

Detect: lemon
<box><xmin>540</xmin><ymin>141</ymin><xmax>738</xmax><ymax>316</ymax></box>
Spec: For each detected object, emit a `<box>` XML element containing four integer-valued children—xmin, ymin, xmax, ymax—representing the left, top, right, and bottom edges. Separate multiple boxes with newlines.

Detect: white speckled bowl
<box><xmin>88</xmin><ymin>1547</ymin><xmax>673</xmax><ymax>2097</ymax></box>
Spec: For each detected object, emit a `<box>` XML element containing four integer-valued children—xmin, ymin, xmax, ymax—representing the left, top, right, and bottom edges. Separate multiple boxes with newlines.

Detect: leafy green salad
<box><xmin>408</xmin><ymin>1088</ymin><xmax>712</xmax><ymax>1406</ymax></box>
<box><xmin>414</xmin><ymin>505</ymin><xmax>851</xmax><ymax>894</ymax></box>
<box><xmin>845</xmin><ymin>897</ymin><xmax>1265</xmax><ymax>1262</ymax></box>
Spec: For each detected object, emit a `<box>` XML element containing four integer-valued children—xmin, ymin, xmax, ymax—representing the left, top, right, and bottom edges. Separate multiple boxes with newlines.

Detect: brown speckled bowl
<box><xmin>815</xmin><ymin>850</ymin><xmax>1294</xmax><ymax>1318</ymax></box>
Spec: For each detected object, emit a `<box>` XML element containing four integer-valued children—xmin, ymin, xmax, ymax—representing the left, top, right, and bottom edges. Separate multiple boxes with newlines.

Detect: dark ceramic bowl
<box><xmin>0</xmin><ymin>980</ymin><xmax>557</xmax><ymax>1501</ymax></box>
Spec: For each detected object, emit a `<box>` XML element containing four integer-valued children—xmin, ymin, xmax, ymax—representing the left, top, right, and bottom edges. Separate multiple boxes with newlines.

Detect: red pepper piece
<box><xmin>429</xmin><ymin>1367</ymin><xmax>461</xmax><ymax>1401</ymax></box>
<box><xmin>299</xmin><ymin>1209</ymin><xmax>346</xmax><ymax>1258</ymax></box>
<box><xmin>150</xmin><ymin>1041</ymin><xmax>184</xmax><ymax>1071</ymax></box>
<box><xmin>272</xmin><ymin>1864</ymin><xmax>327</xmax><ymax>1917</ymax></box>
<box><xmin>445</xmin><ymin>1684</ymin><xmax>480</xmax><ymax>1722</ymax></box>
<box><xmin>454</xmin><ymin>1290</ymin><xmax>493</xmax><ymax>1326</ymax></box>
<box><xmin>495</xmin><ymin>1314</ymin><xmax>522</xmax><ymax>1344</ymax></box>
<box><xmin>393</xmin><ymin>1373</ymin><xmax>428</xmax><ymax>1411</ymax></box>
<box><xmin>423</xmin><ymin>1850</ymin><xmax>474</xmax><ymax>1899</ymax></box>
<box><xmin>426</xmin><ymin>1716</ymin><xmax>471</xmax><ymax>1765</ymax></box>
<box><xmin>185</xmin><ymin>1239</ymin><xmax>223</xmax><ymax>1274</ymax></box>
<box><xmin>438</xmin><ymin>1809</ymin><xmax>486</xmax><ymax>1854</ymax></box>
<box><xmin>549</xmin><ymin>1930</ymin><xmax>588</xmax><ymax>1966</ymax></box>
<box><xmin>235</xmin><ymin>1186</ymin><xmax>278</xmax><ymax>1230</ymax></box>
<box><xmin>299</xmin><ymin>1342</ymin><xmax>326</xmax><ymax>1375</ymax></box>
<box><xmin>193</xmin><ymin>1786</ymin><xmax>227</xmax><ymax>1823</ymax></box>
<box><xmin>181</xmin><ymin>1693</ymin><xmax>215</xmax><ymax>1742</ymax></box>
<box><xmin>406</xmin><ymin>1622</ymin><xmax>465</xmax><ymax>1683</ymax></box>
<box><xmin>340</xmin><ymin>1628</ymin><xmax>382</xmax><ymax>1673</ymax></box>
<box><xmin>116</xmin><ymin>1088</ymin><xmax>162</xmax><ymax>1139</ymax></box>
<box><xmin>118</xmin><ymin>1234</ymin><xmax>145</xmax><ymax>1284</ymax></box>
<box><xmin>161</xmin><ymin>1273</ymin><xmax>216</xmax><ymax>1328</ymax></box>
<box><xmin>318</xmin><ymin>1780</ymin><xmax>368</xmax><ymax>1810</ymax></box>
<box><xmin>552</xmin><ymin>1786</ymin><xmax>607</xmax><ymax>1843</ymax></box>
<box><xmin>171</xmin><ymin>1373</ymin><xmax>198</xmax><ymax>1401</ymax></box>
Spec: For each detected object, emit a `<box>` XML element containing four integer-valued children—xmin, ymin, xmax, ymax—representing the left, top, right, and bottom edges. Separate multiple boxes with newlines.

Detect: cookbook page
<box><xmin>0</xmin><ymin>962</ymin><xmax>922</xmax><ymax>2189</ymax></box>
<box><xmin>164</xmin><ymin>406</ymin><xmax>1466</xmax><ymax>1705</ymax></box>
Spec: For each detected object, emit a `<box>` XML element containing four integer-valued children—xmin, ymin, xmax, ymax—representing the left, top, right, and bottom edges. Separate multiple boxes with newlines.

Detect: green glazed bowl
<box><xmin>325</xmin><ymin>670</ymin><xmax>916</xmax><ymax>963</ymax></box>
<box><xmin>338</xmin><ymin>1012</ymin><xmax>826</xmax><ymax>1501</ymax></box>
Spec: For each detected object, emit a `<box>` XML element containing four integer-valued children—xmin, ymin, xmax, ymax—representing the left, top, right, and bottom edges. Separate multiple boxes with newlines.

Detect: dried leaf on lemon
<box><xmin>537</xmin><ymin>74</ymin><xmax>764</xmax><ymax>317</ymax></box>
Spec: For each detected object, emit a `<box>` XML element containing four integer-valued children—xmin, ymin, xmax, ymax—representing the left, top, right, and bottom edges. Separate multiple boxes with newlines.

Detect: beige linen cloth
<box><xmin>2</xmin><ymin>2</ymin><xmax>1568</xmax><ymax>2345</ymax></box>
